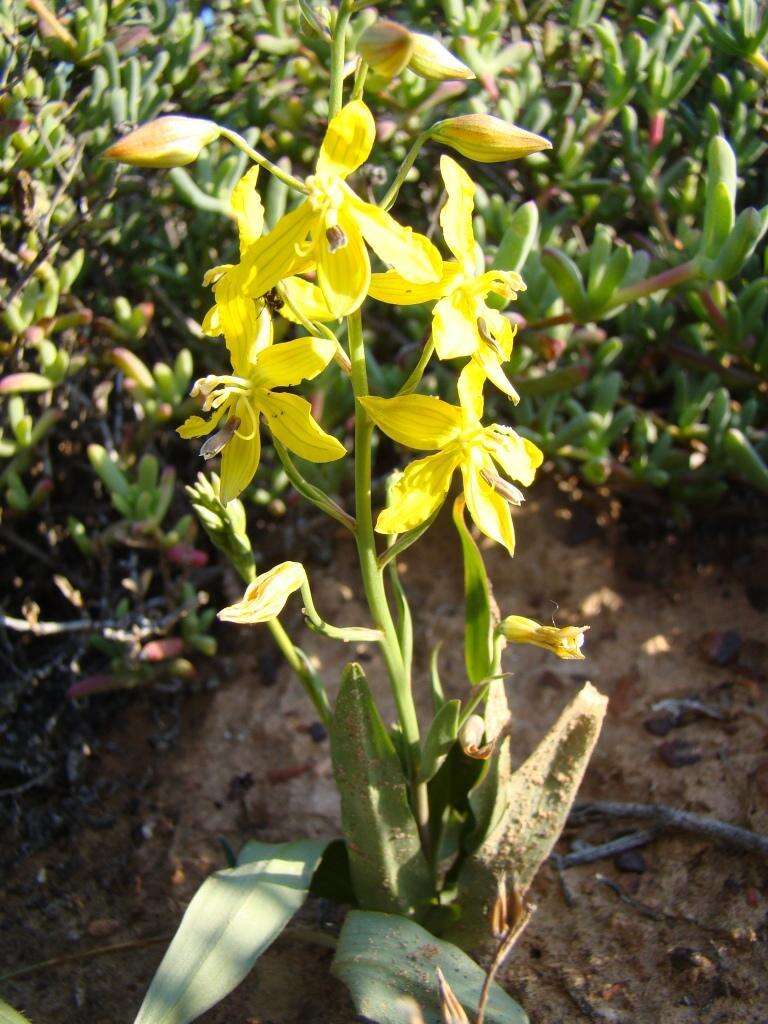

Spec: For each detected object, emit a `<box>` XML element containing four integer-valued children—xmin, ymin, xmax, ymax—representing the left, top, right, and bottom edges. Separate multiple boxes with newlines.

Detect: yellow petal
<box><xmin>243</xmin><ymin>200</ymin><xmax>316</xmax><ymax>299</ymax></box>
<box><xmin>219</xmin><ymin>561</ymin><xmax>307</xmax><ymax>623</ymax></box>
<box><xmin>230</xmin><ymin>166</ymin><xmax>264</xmax><ymax>250</ymax></box>
<box><xmin>348</xmin><ymin>193</ymin><xmax>443</xmax><ymax>285</ymax></box>
<box><xmin>177</xmin><ymin>405</ymin><xmax>224</xmax><ymax>439</ymax></box>
<box><xmin>432</xmin><ymin>292</ymin><xmax>478</xmax><ymax>360</ymax></box>
<box><xmin>202</xmin><ymin>263</ymin><xmax>231</xmax><ymax>288</ymax></box>
<box><xmin>252</xmin><ymin>305</ymin><xmax>273</xmax><ymax>358</ymax></box>
<box><xmin>200</xmin><ymin>303</ymin><xmax>220</xmax><ymax>337</ymax></box>
<box><xmin>251</xmin><ymin>335</ymin><xmax>336</xmax><ymax>390</ymax></box>
<box><xmin>473</xmin><ymin>348</ymin><xmax>520</xmax><ymax>403</ymax></box>
<box><xmin>316</xmin><ymin>100</ymin><xmax>375</xmax><ymax>179</ymax></box>
<box><xmin>457</xmin><ymin>362</ymin><xmax>486</xmax><ymax>422</ymax></box>
<box><xmin>483</xmin><ymin>425</ymin><xmax>543</xmax><ymax>486</ymax></box>
<box><xmin>220</xmin><ymin>399</ymin><xmax>262</xmax><ymax>503</ymax></box>
<box><xmin>360</xmin><ymin>394</ymin><xmax>463</xmax><ymax>450</ymax></box>
<box><xmin>462</xmin><ymin>457</ymin><xmax>515</xmax><ymax>554</ymax></box>
<box><xmin>316</xmin><ymin>211</ymin><xmax>371</xmax><ymax>317</ymax></box>
<box><xmin>259</xmin><ymin>390</ymin><xmax>346</xmax><ymax>462</ymax></box>
<box><xmin>281</xmin><ymin>277</ymin><xmax>335</xmax><ymax>323</ymax></box>
<box><xmin>439</xmin><ymin>155</ymin><xmax>476</xmax><ymax>269</ymax></box>
<box><xmin>376</xmin><ymin>449</ymin><xmax>460</xmax><ymax>533</ymax></box>
<box><xmin>213</xmin><ymin>265</ymin><xmax>261</xmax><ymax>374</ymax></box>
<box><xmin>368</xmin><ymin>261</ymin><xmax>462</xmax><ymax>305</ymax></box>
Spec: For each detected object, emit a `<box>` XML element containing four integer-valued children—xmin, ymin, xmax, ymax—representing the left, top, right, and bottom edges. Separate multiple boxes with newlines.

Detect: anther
<box><xmin>325</xmin><ymin>225</ymin><xmax>348</xmax><ymax>253</ymax></box>
<box><xmin>476</xmin><ymin>316</ymin><xmax>504</xmax><ymax>356</ymax></box>
<box><xmin>480</xmin><ymin>468</ymin><xmax>525</xmax><ymax>506</ymax></box>
<box><xmin>200</xmin><ymin>417</ymin><xmax>240</xmax><ymax>460</ymax></box>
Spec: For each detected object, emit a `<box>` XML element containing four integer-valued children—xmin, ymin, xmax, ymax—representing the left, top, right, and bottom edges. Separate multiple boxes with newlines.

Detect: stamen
<box><xmin>476</xmin><ymin>317</ymin><xmax>504</xmax><ymax>357</ymax></box>
<box><xmin>200</xmin><ymin>417</ymin><xmax>240</xmax><ymax>460</ymax></box>
<box><xmin>480</xmin><ymin>468</ymin><xmax>525</xmax><ymax>506</ymax></box>
<box><xmin>325</xmin><ymin>225</ymin><xmax>348</xmax><ymax>253</ymax></box>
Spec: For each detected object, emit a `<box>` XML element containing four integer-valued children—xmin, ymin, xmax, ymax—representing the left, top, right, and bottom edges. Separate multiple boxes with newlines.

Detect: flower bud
<box><xmin>408</xmin><ymin>33</ymin><xmax>475</xmax><ymax>81</ymax></box>
<box><xmin>358</xmin><ymin>20</ymin><xmax>414</xmax><ymax>78</ymax></box>
<box><xmin>430</xmin><ymin>114</ymin><xmax>551</xmax><ymax>163</ymax></box>
<box><xmin>499</xmin><ymin>615</ymin><xmax>588</xmax><ymax>659</ymax></box>
<box><xmin>104</xmin><ymin>116</ymin><xmax>220</xmax><ymax>168</ymax></box>
<box><xmin>218</xmin><ymin>561</ymin><xmax>307</xmax><ymax>624</ymax></box>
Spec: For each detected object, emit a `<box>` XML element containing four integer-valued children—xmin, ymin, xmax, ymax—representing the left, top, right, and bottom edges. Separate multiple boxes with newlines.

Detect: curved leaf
<box><xmin>133</xmin><ymin>838</ymin><xmax>327</xmax><ymax>1024</ymax></box>
<box><xmin>332</xmin><ymin>910</ymin><xmax>528</xmax><ymax>1024</ymax></box>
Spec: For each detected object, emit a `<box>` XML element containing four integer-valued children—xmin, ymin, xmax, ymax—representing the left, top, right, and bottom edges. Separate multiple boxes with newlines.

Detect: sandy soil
<box><xmin>3</xmin><ymin>480</ymin><xmax>768</xmax><ymax>1023</ymax></box>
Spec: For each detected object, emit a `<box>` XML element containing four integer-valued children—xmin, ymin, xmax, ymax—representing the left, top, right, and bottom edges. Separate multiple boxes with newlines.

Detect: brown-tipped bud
<box><xmin>104</xmin><ymin>116</ymin><xmax>220</xmax><ymax>168</ymax></box>
<box><xmin>358</xmin><ymin>20</ymin><xmax>414</xmax><ymax>78</ymax></box>
<box><xmin>430</xmin><ymin>114</ymin><xmax>552</xmax><ymax>163</ymax></box>
<box><xmin>490</xmin><ymin>873</ymin><xmax>509</xmax><ymax>937</ymax></box>
<box><xmin>436</xmin><ymin>968</ymin><xmax>470</xmax><ymax>1024</ymax></box>
<box><xmin>459</xmin><ymin>714</ymin><xmax>493</xmax><ymax>759</ymax></box>
<box><xmin>408</xmin><ymin>33</ymin><xmax>475</xmax><ymax>81</ymax></box>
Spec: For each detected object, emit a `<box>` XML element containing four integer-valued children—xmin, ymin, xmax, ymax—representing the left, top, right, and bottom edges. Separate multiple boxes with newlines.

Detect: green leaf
<box><xmin>419</xmin><ymin>699</ymin><xmax>461</xmax><ymax>783</ymax></box>
<box><xmin>330</xmin><ymin>663</ymin><xmax>432</xmax><ymax>915</ymax></box>
<box><xmin>133</xmin><ymin>838</ymin><xmax>328</xmax><ymax>1024</ymax></box>
<box><xmin>0</xmin><ymin>999</ymin><xmax>33</xmax><ymax>1024</ymax></box>
<box><xmin>452</xmin><ymin>683</ymin><xmax>607</xmax><ymax>952</ymax></box>
<box><xmin>465</xmin><ymin>678</ymin><xmax>512</xmax><ymax>853</ymax></box>
<box><xmin>332</xmin><ymin>910</ymin><xmax>528</xmax><ymax>1024</ymax></box>
<box><xmin>429</xmin><ymin>643</ymin><xmax>446</xmax><ymax>714</ymax></box>
<box><xmin>452</xmin><ymin>498</ymin><xmax>493</xmax><ymax>685</ymax></box>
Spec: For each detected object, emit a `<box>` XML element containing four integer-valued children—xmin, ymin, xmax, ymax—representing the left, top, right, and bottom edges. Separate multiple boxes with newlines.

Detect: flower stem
<box><xmin>329</xmin><ymin>0</ymin><xmax>353</xmax><ymax>118</ymax></box>
<box><xmin>347</xmin><ymin>308</ymin><xmax>430</xmax><ymax>840</ymax></box>
<box><xmin>380</xmin><ymin>131</ymin><xmax>431</xmax><ymax>211</ymax></box>
<box><xmin>218</xmin><ymin>128</ymin><xmax>308</xmax><ymax>193</ymax></box>
<box><xmin>266</xmin><ymin>616</ymin><xmax>333</xmax><ymax>726</ymax></box>
<box><xmin>610</xmin><ymin>258</ymin><xmax>698</xmax><ymax>307</ymax></box>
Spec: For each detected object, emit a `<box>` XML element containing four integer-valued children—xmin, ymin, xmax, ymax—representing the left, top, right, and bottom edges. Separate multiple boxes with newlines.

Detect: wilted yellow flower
<box><xmin>408</xmin><ymin>33</ymin><xmax>475</xmax><ymax>81</ymax></box>
<box><xmin>430</xmin><ymin>113</ymin><xmax>551</xmax><ymax>163</ymax></box>
<box><xmin>225</xmin><ymin>100</ymin><xmax>442</xmax><ymax>319</ymax></box>
<box><xmin>178</xmin><ymin>335</ymin><xmax>345</xmax><ymax>503</ymax></box>
<box><xmin>361</xmin><ymin>365</ymin><xmax>542</xmax><ymax>554</ymax></box>
<box><xmin>358</xmin><ymin>20</ymin><xmax>414</xmax><ymax>78</ymax></box>
<box><xmin>369</xmin><ymin>156</ymin><xmax>524</xmax><ymax>400</ymax></box>
<box><xmin>219</xmin><ymin>562</ymin><xmax>306</xmax><ymax>623</ymax></box>
<box><xmin>104</xmin><ymin>116</ymin><xmax>220</xmax><ymax>168</ymax></box>
<box><xmin>500</xmin><ymin>615</ymin><xmax>588</xmax><ymax>659</ymax></box>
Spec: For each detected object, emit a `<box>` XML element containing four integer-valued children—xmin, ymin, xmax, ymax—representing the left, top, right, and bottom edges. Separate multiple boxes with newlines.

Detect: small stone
<box><xmin>614</xmin><ymin>849</ymin><xmax>646</xmax><ymax>873</ymax></box>
<box><xmin>644</xmin><ymin>714</ymin><xmax>675</xmax><ymax>737</ymax></box>
<box><xmin>308</xmin><ymin>722</ymin><xmax>328</xmax><ymax>743</ymax></box>
<box><xmin>658</xmin><ymin>739</ymin><xmax>701</xmax><ymax>768</ymax></box>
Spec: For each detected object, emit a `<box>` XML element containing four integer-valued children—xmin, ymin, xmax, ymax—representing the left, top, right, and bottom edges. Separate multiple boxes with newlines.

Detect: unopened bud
<box><xmin>436</xmin><ymin>968</ymin><xmax>470</xmax><ymax>1024</ymax></box>
<box><xmin>104</xmin><ymin>116</ymin><xmax>220</xmax><ymax>168</ymax></box>
<box><xmin>358</xmin><ymin>20</ymin><xmax>414</xmax><ymax>78</ymax></box>
<box><xmin>459</xmin><ymin>714</ymin><xmax>493</xmax><ymax>759</ymax></box>
<box><xmin>499</xmin><ymin>615</ymin><xmax>588</xmax><ymax>660</ymax></box>
<box><xmin>430</xmin><ymin>114</ymin><xmax>551</xmax><ymax>163</ymax></box>
<box><xmin>408</xmin><ymin>33</ymin><xmax>475</xmax><ymax>81</ymax></box>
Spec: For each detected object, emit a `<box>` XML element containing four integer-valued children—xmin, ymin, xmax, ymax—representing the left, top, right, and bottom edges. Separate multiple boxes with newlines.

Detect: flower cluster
<box><xmin>177</xmin><ymin>99</ymin><xmax>543</xmax><ymax>546</ymax></box>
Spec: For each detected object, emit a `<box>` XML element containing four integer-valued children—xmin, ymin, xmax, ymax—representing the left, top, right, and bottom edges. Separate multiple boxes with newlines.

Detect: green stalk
<box><xmin>347</xmin><ymin>308</ymin><xmax>430</xmax><ymax>839</ymax></box>
<box><xmin>266</xmin><ymin>616</ymin><xmax>333</xmax><ymax>726</ymax></box>
<box><xmin>328</xmin><ymin>0</ymin><xmax>353</xmax><ymax>118</ymax></box>
<box><xmin>219</xmin><ymin>128</ymin><xmax>308</xmax><ymax>193</ymax></box>
<box><xmin>380</xmin><ymin>131</ymin><xmax>430</xmax><ymax>211</ymax></box>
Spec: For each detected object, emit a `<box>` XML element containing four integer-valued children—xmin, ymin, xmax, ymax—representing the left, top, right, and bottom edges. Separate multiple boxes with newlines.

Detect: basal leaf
<box><xmin>332</xmin><ymin>910</ymin><xmax>528</xmax><ymax>1024</ymax></box>
<box><xmin>133</xmin><ymin>838</ymin><xmax>327</xmax><ymax>1024</ymax></box>
<box><xmin>0</xmin><ymin>999</ymin><xmax>33</xmax><ymax>1024</ymax></box>
<box><xmin>330</xmin><ymin>663</ymin><xmax>432</xmax><ymax>915</ymax></box>
<box><xmin>418</xmin><ymin>699</ymin><xmax>460</xmax><ymax>782</ymax></box>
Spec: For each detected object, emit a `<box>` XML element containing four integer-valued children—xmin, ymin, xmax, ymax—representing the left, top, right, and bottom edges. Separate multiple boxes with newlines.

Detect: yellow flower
<box><xmin>228</xmin><ymin>100</ymin><xmax>443</xmax><ymax>319</ymax></box>
<box><xmin>360</xmin><ymin>366</ymin><xmax>542</xmax><ymax>554</ymax></box>
<box><xmin>219</xmin><ymin>561</ymin><xmax>306</xmax><ymax>623</ymax></box>
<box><xmin>178</xmin><ymin>335</ymin><xmax>345</xmax><ymax>503</ymax></box>
<box><xmin>369</xmin><ymin>155</ymin><xmax>525</xmax><ymax>400</ymax></box>
<box><xmin>499</xmin><ymin>615</ymin><xmax>588</xmax><ymax>660</ymax></box>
